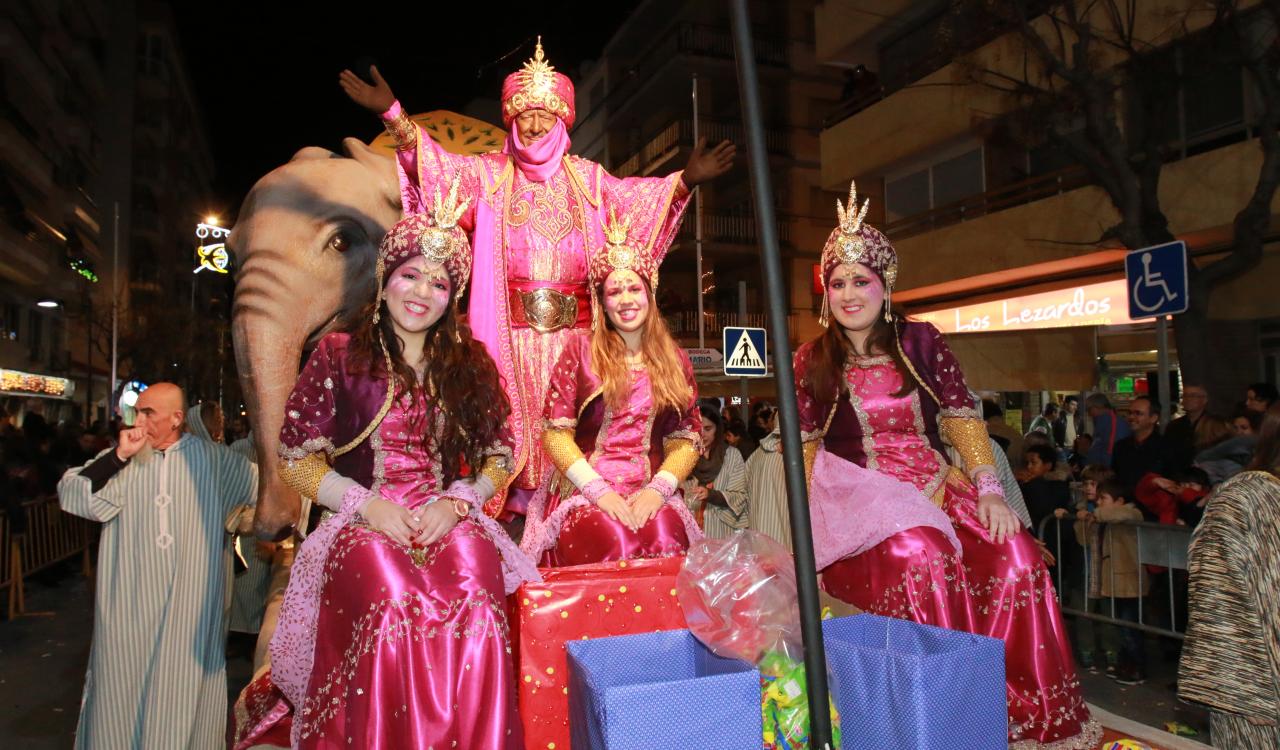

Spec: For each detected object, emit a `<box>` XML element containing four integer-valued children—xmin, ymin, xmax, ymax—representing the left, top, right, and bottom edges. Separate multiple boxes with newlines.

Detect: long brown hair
<box><xmin>804</xmin><ymin>311</ymin><xmax>916</xmax><ymax>405</ymax></box>
<box><xmin>1247</xmin><ymin>402</ymin><xmax>1280</xmax><ymax>477</ymax></box>
<box><xmin>347</xmin><ymin>299</ymin><xmax>511</xmax><ymax>485</ymax></box>
<box><xmin>590</xmin><ymin>281</ymin><xmax>689</xmax><ymax>414</ymax></box>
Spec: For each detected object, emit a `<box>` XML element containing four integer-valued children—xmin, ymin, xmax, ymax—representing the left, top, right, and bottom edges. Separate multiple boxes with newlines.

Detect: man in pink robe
<box><xmin>341</xmin><ymin>41</ymin><xmax>735</xmax><ymax>516</ymax></box>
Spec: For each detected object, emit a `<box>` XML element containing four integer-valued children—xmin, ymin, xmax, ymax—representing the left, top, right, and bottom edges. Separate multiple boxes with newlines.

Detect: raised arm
<box><xmin>339</xmin><ymin>66</ymin><xmax>481</xmax><ymax>218</ymax></box>
<box><xmin>57</xmin><ymin>428</ymin><xmax>149</xmax><ymax>522</ymax></box>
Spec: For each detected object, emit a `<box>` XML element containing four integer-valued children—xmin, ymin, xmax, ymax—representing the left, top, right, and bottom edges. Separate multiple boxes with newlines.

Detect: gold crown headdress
<box><xmin>818</xmin><ymin>180</ymin><xmax>898</xmax><ymax>327</ymax></box>
<box><xmin>374</xmin><ymin>172</ymin><xmax>474</xmax><ymax>332</ymax></box>
<box><xmin>831</xmin><ymin>181</ymin><xmax>871</xmax><ymax>266</ymax></box>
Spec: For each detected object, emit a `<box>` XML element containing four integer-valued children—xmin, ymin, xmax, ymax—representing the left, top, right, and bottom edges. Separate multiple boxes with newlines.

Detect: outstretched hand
<box><xmin>338</xmin><ymin>65</ymin><xmax>396</xmax><ymax>115</ymax></box>
<box><xmin>683</xmin><ymin>137</ymin><xmax>736</xmax><ymax>187</ymax></box>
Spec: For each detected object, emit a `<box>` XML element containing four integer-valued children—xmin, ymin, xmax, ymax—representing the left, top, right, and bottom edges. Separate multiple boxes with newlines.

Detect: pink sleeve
<box><xmin>542</xmin><ymin>338</ymin><xmax>583</xmax><ymax>429</ymax></box>
<box><xmin>279</xmin><ymin>336</ymin><xmax>342</xmax><ymax>460</ymax></box>
<box><xmin>383</xmin><ymin>101</ymin><xmax>482</xmax><ymax>223</ymax></box>
<box><xmin>599</xmin><ymin>166</ymin><xmax>692</xmax><ymax>266</ymax></box>
<box><xmin>793</xmin><ymin>344</ymin><xmax>826</xmax><ymax>439</ymax></box>
<box><xmin>926</xmin><ymin>323</ymin><xmax>981</xmax><ymax>418</ymax></box>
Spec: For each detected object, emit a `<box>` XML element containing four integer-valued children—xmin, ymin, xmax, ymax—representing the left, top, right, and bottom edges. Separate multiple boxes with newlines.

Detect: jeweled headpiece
<box><xmin>501</xmin><ymin>37</ymin><xmax>576</xmax><ymax>129</ymax></box>
<box><xmin>374</xmin><ymin>172</ymin><xmax>474</xmax><ymax>323</ymax></box>
<box><xmin>819</xmin><ymin>180</ymin><xmax>900</xmax><ymax>326</ymax></box>
<box><xmin>588</xmin><ymin>206</ymin><xmax>659</xmax><ymax>288</ymax></box>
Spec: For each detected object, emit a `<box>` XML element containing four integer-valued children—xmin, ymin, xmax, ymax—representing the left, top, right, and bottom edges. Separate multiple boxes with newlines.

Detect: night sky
<box><xmin>172</xmin><ymin>1</ymin><xmax>641</xmax><ymax>219</ymax></box>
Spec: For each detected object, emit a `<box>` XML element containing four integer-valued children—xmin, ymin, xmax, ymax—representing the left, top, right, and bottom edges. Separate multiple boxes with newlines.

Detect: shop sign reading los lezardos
<box><xmin>914</xmin><ymin>279</ymin><xmax>1135</xmax><ymax>334</ymax></box>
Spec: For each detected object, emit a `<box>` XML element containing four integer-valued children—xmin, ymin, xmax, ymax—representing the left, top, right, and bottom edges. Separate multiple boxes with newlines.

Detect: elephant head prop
<box><xmin>230</xmin><ymin>138</ymin><xmax>400</xmax><ymax>538</ymax></box>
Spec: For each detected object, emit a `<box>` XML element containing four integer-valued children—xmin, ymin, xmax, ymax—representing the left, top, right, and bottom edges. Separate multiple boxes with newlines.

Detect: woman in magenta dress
<box><xmin>520</xmin><ymin>209</ymin><xmax>703</xmax><ymax>566</ymax></box>
<box><xmin>797</xmin><ymin>183</ymin><xmax>1099</xmax><ymax>749</ymax></box>
<box><xmin>239</xmin><ymin>204</ymin><xmax>539</xmax><ymax>749</ymax></box>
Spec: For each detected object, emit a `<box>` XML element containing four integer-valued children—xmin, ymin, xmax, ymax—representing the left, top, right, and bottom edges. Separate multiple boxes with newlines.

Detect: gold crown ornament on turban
<box><xmin>501</xmin><ymin>37</ymin><xmax>576</xmax><ymax>129</ymax></box>
<box><xmin>374</xmin><ymin>171</ymin><xmax>474</xmax><ymax>325</ymax></box>
<box><xmin>819</xmin><ymin>180</ymin><xmax>900</xmax><ymax>327</ymax></box>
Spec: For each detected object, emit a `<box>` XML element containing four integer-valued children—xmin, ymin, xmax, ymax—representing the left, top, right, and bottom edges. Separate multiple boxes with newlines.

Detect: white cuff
<box><xmin>654</xmin><ymin>470</ymin><xmax>679</xmax><ymax>489</ymax></box>
<box><xmin>473</xmin><ymin>475</ymin><xmax>496</xmax><ymax>501</ymax></box>
<box><xmin>566</xmin><ymin>458</ymin><xmax>603</xmax><ymax>491</ymax></box>
<box><xmin>317</xmin><ymin>471</ymin><xmax>360</xmax><ymax>512</ymax></box>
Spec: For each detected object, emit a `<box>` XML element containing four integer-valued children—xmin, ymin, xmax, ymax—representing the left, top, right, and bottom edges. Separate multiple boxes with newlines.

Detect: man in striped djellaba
<box><xmin>58</xmin><ymin>382</ymin><xmax>257</xmax><ymax>749</ymax></box>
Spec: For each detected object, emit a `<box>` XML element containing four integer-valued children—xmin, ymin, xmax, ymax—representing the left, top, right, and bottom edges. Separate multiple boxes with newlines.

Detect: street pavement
<box><xmin>1</xmin><ymin>565</ymin><xmax>1208</xmax><ymax>746</ymax></box>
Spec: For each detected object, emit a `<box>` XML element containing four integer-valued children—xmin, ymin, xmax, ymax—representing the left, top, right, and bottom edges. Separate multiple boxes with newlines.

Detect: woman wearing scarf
<box><xmin>519</xmin><ymin>208</ymin><xmax>703</xmax><ymax>566</ymax></box>
<box><xmin>795</xmin><ymin>182</ymin><xmax>1099</xmax><ymax>749</ymax></box>
<box><xmin>685</xmin><ymin>403</ymin><xmax>749</xmax><ymax>538</ymax></box>
<box><xmin>339</xmin><ymin>41</ymin><xmax>734</xmax><ymax>518</ymax></box>
<box><xmin>235</xmin><ymin>201</ymin><xmax>539</xmax><ymax>749</ymax></box>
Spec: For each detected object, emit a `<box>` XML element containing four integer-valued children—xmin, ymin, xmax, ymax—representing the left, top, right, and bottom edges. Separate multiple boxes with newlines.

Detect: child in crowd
<box><xmin>1062</xmin><ymin>464</ymin><xmax>1118</xmax><ymax>672</ymax></box>
<box><xmin>1019</xmin><ymin>444</ymin><xmax>1072</xmax><ymax>528</ymax></box>
<box><xmin>1092</xmin><ymin>479</ymin><xmax>1150</xmax><ymax>685</ymax></box>
<box><xmin>1136</xmin><ymin>468</ymin><xmax>1212</xmax><ymax>527</ymax></box>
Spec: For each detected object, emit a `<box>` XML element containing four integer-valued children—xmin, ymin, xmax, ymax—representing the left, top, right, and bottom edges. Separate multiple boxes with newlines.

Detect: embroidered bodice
<box><xmin>842</xmin><ymin>355</ymin><xmax>950</xmax><ymax>499</ymax></box>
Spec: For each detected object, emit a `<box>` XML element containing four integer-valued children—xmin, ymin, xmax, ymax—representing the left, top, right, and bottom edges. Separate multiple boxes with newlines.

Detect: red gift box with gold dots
<box><xmin>510</xmin><ymin>557</ymin><xmax>688</xmax><ymax>750</ymax></box>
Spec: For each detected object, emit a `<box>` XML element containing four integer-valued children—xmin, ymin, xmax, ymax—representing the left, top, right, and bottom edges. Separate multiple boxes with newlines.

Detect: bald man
<box><xmin>58</xmin><ymin>383</ymin><xmax>258</xmax><ymax>749</ymax></box>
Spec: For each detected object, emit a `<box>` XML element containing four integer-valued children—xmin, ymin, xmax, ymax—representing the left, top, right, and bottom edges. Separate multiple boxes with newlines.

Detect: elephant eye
<box><xmin>328</xmin><ymin>233</ymin><xmax>351</xmax><ymax>253</ymax></box>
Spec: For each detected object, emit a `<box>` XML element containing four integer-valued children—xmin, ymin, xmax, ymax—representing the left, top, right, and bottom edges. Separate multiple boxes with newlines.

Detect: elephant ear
<box><xmin>342</xmin><ymin>137</ymin><xmax>400</xmax><ymax>218</ymax></box>
<box><xmin>369</xmin><ymin>110</ymin><xmax>504</xmax><ymax>156</ymax></box>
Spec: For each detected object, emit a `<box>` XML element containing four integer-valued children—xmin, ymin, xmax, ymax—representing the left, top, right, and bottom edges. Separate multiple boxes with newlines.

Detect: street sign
<box><xmin>1125</xmin><ymin>240</ymin><xmax>1189</xmax><ymax>319</ymax></box>
<box><xmin>723</xmin><ymin>326</ymin><xmax>768</xmax><ymax>377</ymax></box>
<box><xmin>684</xmin><ymin>347</ymin><xmax>723</xmax><ymax>371</ymax></box>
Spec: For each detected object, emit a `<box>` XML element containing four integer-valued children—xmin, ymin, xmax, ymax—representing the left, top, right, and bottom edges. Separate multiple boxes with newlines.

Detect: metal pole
<box><xmin>693</xmin><ymin>74</ymin><xmax>706</xmax><ymax>349</ymax></box>
<box><xmin>110</xmin><ymin>202</ymin><xmax>119</xmax><ymax>404</ymax></box>
<box><xmin>728</xmin><ymin>4</ymin><xmax>832</xmax><ymax>746</ymax></box>
<box><xmin>1156</xmin><ymin>315</ymin><xmax>1171</xmax><ymax>429</ymax></box>
<box><xmin>738</xmin><ymin>280</ymin><xmax>750</xmax><ymax>422</ymax></box>
<box><xmin>84</xmin><ymin>289</ymin><xmax>92</xmax><ymax>424</ymax></box>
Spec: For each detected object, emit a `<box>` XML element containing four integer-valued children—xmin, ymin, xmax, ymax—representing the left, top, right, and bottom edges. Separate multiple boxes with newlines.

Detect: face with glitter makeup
<box><xmin>602</xmin><ymin>268</ymin><xmax>650</xmax><ymax>334</ymax></box>
<box><xmin>828</xmin><ymin>262</ymin><xmax>885</xmax><ymax>334</ymax></box>
<box><xmin>382</xmin><ymin>258</ymin><xmax>452</xmax><ymax>335</ymax></box>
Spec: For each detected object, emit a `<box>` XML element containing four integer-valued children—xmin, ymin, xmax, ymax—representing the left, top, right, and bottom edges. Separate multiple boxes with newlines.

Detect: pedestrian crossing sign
<box><xmin>723</xmin><ymin>326</ymin><xmax>768</xmax><ymax>377</ymax></box>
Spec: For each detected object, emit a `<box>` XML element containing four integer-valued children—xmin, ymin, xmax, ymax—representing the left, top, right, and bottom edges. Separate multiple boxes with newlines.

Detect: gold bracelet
<box><xmin>384</xmin><ymin>111</ymin><xmax>418</xmax><ymax>151</ymax></box>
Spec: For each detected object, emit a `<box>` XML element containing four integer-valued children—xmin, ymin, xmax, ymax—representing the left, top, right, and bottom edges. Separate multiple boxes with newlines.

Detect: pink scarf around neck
<box><xmin>503</xmin><ymin>118</ymin><xmax>570</xmax><ymax>182</ymax></box>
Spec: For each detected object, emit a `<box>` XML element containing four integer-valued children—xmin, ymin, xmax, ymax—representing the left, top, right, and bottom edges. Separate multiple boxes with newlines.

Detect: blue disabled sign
<box><xmin>723</xmin><ymin>326</ymin><xmax>768</xmax><ymax>377</ymax></box>
<box><xmin>1125</xmin><ymin>240</ymin><xmax>1189</xmax><ymax>318</ymax></box>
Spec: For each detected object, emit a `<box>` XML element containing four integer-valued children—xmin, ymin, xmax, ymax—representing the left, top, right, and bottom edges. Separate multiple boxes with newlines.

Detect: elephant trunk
<box><xmin>233</xmin><ymin>281</ymin><xmax>305</xmax><ymax>539</ymax></box>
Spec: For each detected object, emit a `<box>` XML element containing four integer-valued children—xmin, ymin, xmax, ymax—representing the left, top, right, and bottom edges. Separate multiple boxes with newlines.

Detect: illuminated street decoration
<box><xmin>0</xmin><ymin>368</ymin><xmax>75</xmax><ymax>398</ymax></box>
<box><xmin>194</xmin><ymin>243</ymin><xmax>230</xmax><ymax>273</ymax></box>
<box><xmin>194</xmin><ymin>222</ymin><xmax>232</xmax><ymax>273</ymax></box>
<box><xmin>69</xmin><ymin>257</ymin><xmax>99</xmax><ymax>282</ymax></box>
<box><xmin>196</xmin><ymin>222</ymin><xmax>230</xmax><ymax>240</ymax></box>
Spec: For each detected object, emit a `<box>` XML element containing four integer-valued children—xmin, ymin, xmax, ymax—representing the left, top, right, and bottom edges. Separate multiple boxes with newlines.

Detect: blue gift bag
<box><xmin>822</xmin><ymin>614</ymin><xmax>1007</xmax><ymax>750</ymax></box>
<box><xmin>565</xmin><ymin>629</ymin><xmax>763</xmax><ymax>750</ymax></box>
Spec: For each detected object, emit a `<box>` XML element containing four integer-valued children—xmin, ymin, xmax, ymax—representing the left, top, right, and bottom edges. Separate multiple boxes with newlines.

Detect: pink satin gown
<box><xmin>819</xmin><ymin>356</ymin><xmax>1098</xmax><ymax>750</ymax></box>
<box><xmin>238</xmin><ymin>399</ymin><xmax>524</xmax><ymax>750</ymax></box>
<box><xmin>522</xmin><ymin>354</ymin><xmax>704</xmax><ymax>567</ymax></box>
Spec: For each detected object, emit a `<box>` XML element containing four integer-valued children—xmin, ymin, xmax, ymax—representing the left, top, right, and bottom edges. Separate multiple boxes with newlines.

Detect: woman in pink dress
<box><xmin>238</xmin><ymin>203</ymin><xmax>539</xmax><ymax>749</ymax></box>
<box><xmin>520</xmin><ymin>209</ymin><xmax>703</xmax><ymax>566</ymax></box>
<box><xmin>797</xmin><ymin>183</ymin><xmax>1100</xmax><ymax>749</ymax></box>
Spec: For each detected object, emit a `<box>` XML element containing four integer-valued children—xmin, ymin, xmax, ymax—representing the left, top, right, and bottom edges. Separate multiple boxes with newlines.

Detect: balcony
<box><xmin>577</xmin><ymin>23</ymin><xmax>788</xmax><ymax>136</ymax></box>
<box><xmin>674</xmin><ymin>212</ymin><xmax>792</xmax><ymax>247</ymax></box>
<box><xmin>613</xmin><ymin>119</ymin><xmax>790</xmax><ymax>178</ymax></box>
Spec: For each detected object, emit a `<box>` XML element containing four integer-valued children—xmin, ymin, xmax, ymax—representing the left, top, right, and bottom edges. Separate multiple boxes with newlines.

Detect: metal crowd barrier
<box><xmin>0</xmin><ymin>495</ymin><xmax>95</xmax><ymax>618</ymax></box>
<box><xmin>1037</xmin><ymin>515</ymin><xmax>1193</xmax><ymax>640</ymax></box>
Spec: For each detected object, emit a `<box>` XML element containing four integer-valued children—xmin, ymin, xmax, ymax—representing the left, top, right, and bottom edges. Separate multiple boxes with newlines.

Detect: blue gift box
<box><xmin>822</xmin><ymin>614</ymin><xmax>1007</xmax><ymax>750</ymax></box>
<box><xmin>565</xmin><ymin>629</ymin><xmax>763</xmax><ymax>750</ymax></box>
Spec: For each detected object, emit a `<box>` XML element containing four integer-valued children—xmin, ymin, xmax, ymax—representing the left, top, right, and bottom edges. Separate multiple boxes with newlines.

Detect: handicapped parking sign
<box><xmin>1125</xmin><ymin>240</ymin><xmax>1189</xmax><ymax>319</ymax></box>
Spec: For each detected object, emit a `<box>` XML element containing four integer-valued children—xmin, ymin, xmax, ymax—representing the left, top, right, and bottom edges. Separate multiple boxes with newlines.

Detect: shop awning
<box><xmin>946</xmin><ymin>327</ymin><xmax>1098</xmax><ymax>392</ymax></box>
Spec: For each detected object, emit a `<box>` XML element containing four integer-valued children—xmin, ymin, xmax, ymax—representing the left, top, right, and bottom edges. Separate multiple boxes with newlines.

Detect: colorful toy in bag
<box><xmin>676</xmin><ymin>531</ymin><xmax>842</xmax><ymax>750</ymax></box>
<box><xmin>1104</xmin><ymin>742</ymin><xmax>1152</xmax><ymax>750</ymax></box>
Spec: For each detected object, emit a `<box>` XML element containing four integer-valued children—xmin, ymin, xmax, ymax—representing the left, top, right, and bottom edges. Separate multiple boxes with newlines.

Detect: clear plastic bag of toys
<box><xmin>676</xmin><ymin>531</ymin><xmax>841</xmax><ymax>750</ymax></box>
